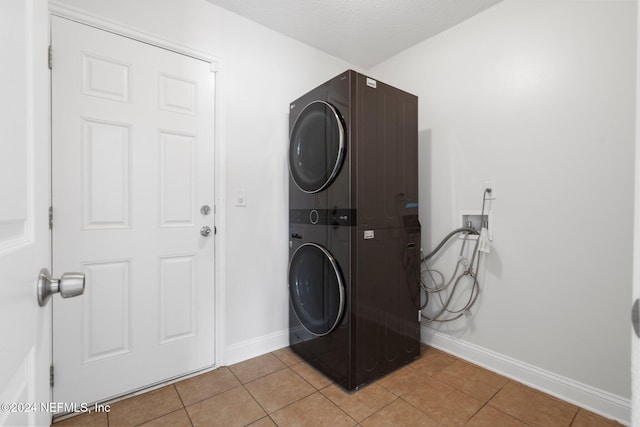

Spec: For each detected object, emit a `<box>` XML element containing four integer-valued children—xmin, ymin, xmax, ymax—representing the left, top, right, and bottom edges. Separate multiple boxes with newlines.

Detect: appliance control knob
<box><xmin>309</xmin><ymin>210</ymin><xmax>319</xmax><ymax>224</ymax></box>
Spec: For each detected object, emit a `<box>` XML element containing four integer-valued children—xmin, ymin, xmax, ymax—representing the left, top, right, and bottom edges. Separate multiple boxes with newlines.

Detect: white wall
<box><xmin>52</xmin><ymin>0</ymin><xmax>356</xmax><ymax>362</ymax></box>
<box><xmin>370</xmin><ymin>0</ymin><xmax>635</xmax><ymax>421</ymax></box>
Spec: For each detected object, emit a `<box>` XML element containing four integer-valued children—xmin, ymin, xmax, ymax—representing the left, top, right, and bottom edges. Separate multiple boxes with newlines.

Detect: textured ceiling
<box><xmin>205</xmin><ymin>0</ymin><xmax>503</xmax><ymax>68</ymax></box>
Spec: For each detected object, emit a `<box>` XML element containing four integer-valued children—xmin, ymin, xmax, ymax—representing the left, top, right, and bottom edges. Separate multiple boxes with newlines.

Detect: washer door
<box><xmin>288</xmin><ymin>243</ymin><xmax>345</xmax><ymax>336</ymax></box>
<box><xmin>289</xmin><ymin>101</ymin><xmax>345</xmax><ymax>193</ymax></box>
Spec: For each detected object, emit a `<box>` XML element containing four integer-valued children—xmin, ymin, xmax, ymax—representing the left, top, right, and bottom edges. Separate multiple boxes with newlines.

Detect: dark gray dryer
<box><xmin>288</xmin><ymin>70</ymin><xmax>421</xmax><ymax>391</ymax></box>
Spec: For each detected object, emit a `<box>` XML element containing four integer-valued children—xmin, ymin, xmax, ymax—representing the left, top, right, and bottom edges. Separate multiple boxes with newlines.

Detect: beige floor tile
<box><xmin>376</xmin><ymin>364</ymin><xmax>429</xmax><ymax>397</ymax></box>
<box><xmin>107</xmin><ymin>386</ymin><xmax>184</xmax><ymax>427</ymax></box>
<box><xmin>175</xmin><ymin>367</ymin><xmax>241</xmax><ymax>405</ymax></box>
<box><xmin>462</xmin><ymin>362</ymin><xmax>507</xmax><ymax>388</ymax></box>
<box><xmin>186</xmin><ymin>386</ymin><xmax>265</xmax><ymax>427</ymax></box>
<box><xmin>290</xmin><ymin>362</ymin><xmax>333</xmax><ymax>390</ymax></box>
<box><xmin>272</xmin><ymin>347</ymin><xmax>304</xmax><ymax>366</ymax></box>
<box><xmin>360</xmin><ymin>399</ymin><xmax>441</xmax><ymax>427</ymax></box>
<box><xmin>465</xmin><ymin>405</ymin><xmax>528</xmax><ymax>427</ymax></box>
<box><xmin>51</xmin><ymin>348</ymin><xmax>613</xmax><ymax>427</ymax></box>
<box><xmin>138</xmin><ymin>408</ymin><xmax>192</xmax><ymax>427</ymax></box>
<box><xmin>401</xmin><ymin>375</ymin><xmax>455</xmax><ymax>402</ymax></box>
<box><xmin>229</xmin><ymin>353</ymin><xmax>287</xmax><ymax>384</ymax></box>
<box><xmin>489</xmin><ymin>382</ymin><xmax>578</xmax><ymax>427</ymax></box>
<box><xmin>245</xmin><ymin>368</ymin><xmax>315</xmax><ymax>413</ymax></box>
<box><xmin>270</xmin><ymin>392</ymin><xmax>356</xmax><ymax>427</ymax></box>
<box><xmin>408</xmin><ymin>348</ymin><xmax>457</xmax><ymax>377</ymax></box>
<box><xmin>52</xmin><ymin>410</ymin><xmax>108</xmax><ymax>426</ymax></box>
<box><xmin>432</xmin><ymin>359</ymin><xmax>507</xmax><ymax>402</ymax></box>
<box><xmin>320</xmin><ymin>383</ymin><xmax>397</xmax><ymax>422</ymax></box>
<box><xmin>424</xmin><ymin>347</ymin><xmax>456</xmax><ymax>359</ymax></box>
<box><xmin>402</xmin><ymin>376</ymin><xmax>484</xmax><ymax>426</ymax></box>
<box><xmin>247</xmin><ymin>416</ymin><xmax>277</xmax><ymax>426</ymax></box>
<box><xmin>571</xmin><ymin>408</ymin><xmax>622</xmax><ymax>426</ymax></box>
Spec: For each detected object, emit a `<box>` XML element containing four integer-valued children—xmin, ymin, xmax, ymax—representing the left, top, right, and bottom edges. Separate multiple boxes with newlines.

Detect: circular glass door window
<box><xmin>289</xmin><ymin>101</ymin><xmax>345</xmax><ymax>193</ymax></box>
<box><xmin>288</xmin><ymin>243</ymin><xmax>345</xmax><ymax>336</ymax></box>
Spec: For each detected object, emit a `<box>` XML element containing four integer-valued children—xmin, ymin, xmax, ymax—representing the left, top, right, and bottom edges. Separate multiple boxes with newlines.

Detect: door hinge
<box><xmin>48</xmin><ymin>45</ymin><xmax>52</xmax><ymax>70</ymax></box>
<box><xmin>48</xmin><ymin>206</ymin><xmax>53</xmax><ymax>230</ymax></box>
<box><xmin>49</xmin><ymin>365</ymin><xmax>54</xmax><ymax>387</ymax></box>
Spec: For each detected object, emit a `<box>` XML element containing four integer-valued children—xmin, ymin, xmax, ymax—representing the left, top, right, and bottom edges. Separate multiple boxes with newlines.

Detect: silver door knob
<box><xmin>200</xmin><ymin>226</ymin><xmax>212</xmax><ymax>237</ymax></box>
<box><xmin>37</xmin><ymin>268</ymin><xmax>85</xmax><ymax>307</ymax></box>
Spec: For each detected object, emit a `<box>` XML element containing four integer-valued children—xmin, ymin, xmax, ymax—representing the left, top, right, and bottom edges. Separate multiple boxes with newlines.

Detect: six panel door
<box><xmin>51</xmin><ymin>15</ymin><xmax>216</xmax><ymax>405</ymax></box>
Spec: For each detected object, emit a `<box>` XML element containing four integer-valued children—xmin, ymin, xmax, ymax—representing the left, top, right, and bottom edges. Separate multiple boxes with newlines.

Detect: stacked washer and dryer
<box><xmin>288</xmin><ymin>70</ymin><xmax>421</xmax><ymax>391</ymax></box>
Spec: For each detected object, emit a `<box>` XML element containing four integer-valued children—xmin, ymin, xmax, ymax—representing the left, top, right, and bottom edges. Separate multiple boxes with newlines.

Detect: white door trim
<box><xmin>47</xmin><ymin>0</ymin><xmax>227</xmax><ymax>368</ymax></box>
<box><xmin>48</xmin><ymin>0</ymin><xmax>220</xmax><ymax>66</ymax></box>
<box><xmin>632</xmin><ymin>2</ymin><xmax>640</xmax><ymax>425</ymax></box>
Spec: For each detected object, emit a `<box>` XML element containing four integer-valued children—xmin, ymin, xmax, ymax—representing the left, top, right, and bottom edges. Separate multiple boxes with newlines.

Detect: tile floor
<box><xmin>53</xmin><ymin>346</ymin><xmax>623</xmax><ymax>427</ymax></box>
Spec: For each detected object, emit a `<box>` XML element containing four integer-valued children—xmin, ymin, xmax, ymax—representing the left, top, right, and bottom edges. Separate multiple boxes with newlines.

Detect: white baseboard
<box><xmin>224</xmin><ymin>329</ymin><xmax>289</xmax><ymax>366</ymax></box>
<box><xmin>422</xmin><ymin>327</ymin><xmax>631</xmax><ymax>426</ymax></box>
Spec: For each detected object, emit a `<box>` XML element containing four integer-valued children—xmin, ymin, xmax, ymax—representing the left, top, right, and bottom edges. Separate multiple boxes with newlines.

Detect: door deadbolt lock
<box><xmin>200</xmin><ymin>226</ymin><xmax>212</xmax><ymax>237</ymax></box>
<box><xmin>37</xmin><ymin>268</ymin><xmax>85</xmax><ymax>307</ymax></box>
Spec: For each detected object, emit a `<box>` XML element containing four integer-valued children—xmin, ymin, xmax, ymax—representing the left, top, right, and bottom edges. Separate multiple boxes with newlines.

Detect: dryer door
<box><xmin>288</xmin><ymin>243</ymin><xmax>345</xmax><ymax>336</ymax></box>
<box><xmin>289</xmin><ymin>101</ymin><xmax>345</xmax><ymax>193</ymax></box>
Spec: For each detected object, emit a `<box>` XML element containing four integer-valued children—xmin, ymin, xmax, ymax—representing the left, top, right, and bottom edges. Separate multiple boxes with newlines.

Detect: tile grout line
<box><xmin>315</xmin><ymin>387</ymin><xmax>360</xmax><ymax>426</ymax></box>
<box><xmin>483</xmin><ymin>384</ymin><xmax>562</xmax><ymax>427</ymax></box>
<box><xmin>243</xmin><ymin>376</ymin><xmax>320</xmax><ymax>424</ymax></box>
<box><xmin>285</xmin><ymin>360</ymin><xmax>331</xmax><ymax>395</ymax></box>
<box><xmin>132</xmin><ymin>408</ymin><xmax>189</xmax><ymax>427</ymax></box>
<box><xmin>229</xmin><ymin>359</ymin><xmax>290</xmax><ymax>386</ymax></box>
<box><xmin>129</xmin><ymin>385</ymin><xmax>189</xmax><ymax>427</ymax></box>
<box><xmin>462</xmin><ymin>381</ymin><xmax>506</xmax><ymax>425</ymax></box>
<box><xmin>179</xmin><ymin>382</ymin><xmax>246</xmax><ymax>409</ymax></box>
<box><xmin>396</xmin><ymin>392</ymin><xmax>436</xmax><ymax>424</ymax></box>
<box><xmin>242</xmin><ymin>383</ymin><xmax>271</xmax><ymax>419</ymax></box>
<box><xmin>399</xmin><ymin>396</ymin><xmax>447</xmax><ymax>427</ymax></box>
<box><xmin>502</xmin><ymin>379</ymin><xmax>581</xmax><ymax>423</ymax></box>
<box><xmin>173</xmin><ymin>383</ymin><xmax>196</xmax><ymax>427</ymax></box>
<box><xmin>568</xmin><ymin>407</ymin><xmax>579</xmax><ymax>426</ymax></box>
<box><xmin>246</xmin><ymin>365</ymin><xmax>317</xmax><ymax>416</ymax></box>
<box><xmin>357</xmin><ymin>395</ymin><xmax>400</xmax><ymax>425</ymax></box>
<box><xmin>173</xmin><ymin>383</ymin><xmax>186</xmax><ymax>407</ymax></box>
<box><xmin>226</xmin><ymin>363</ymin><xmax>275</xmax><ymax>419</ymax></box>
<box><xmin>248</xmin><ymin>364</ymin><xmax>354</xmax><ymax>424</ymax></box>
<box><xmin>270</xmin><ymin>350</ymin><xmax>299</xmax><ymax>367</ymax></box>
<box><xmin>227</xmin><ymin>361</ymin><xmax>291</xmax><ymax>421</ymax></box>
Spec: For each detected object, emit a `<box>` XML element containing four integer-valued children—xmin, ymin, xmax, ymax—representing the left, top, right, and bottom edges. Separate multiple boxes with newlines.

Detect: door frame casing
<box><xmin>632</xmin><ymin>1</ymin><xmax>640</xmax><ymax>424</ymax></box>
<box><xmin>48</xmin><ymin>0</ymin><xmax>227</xmax><ymax>370</ymax></box>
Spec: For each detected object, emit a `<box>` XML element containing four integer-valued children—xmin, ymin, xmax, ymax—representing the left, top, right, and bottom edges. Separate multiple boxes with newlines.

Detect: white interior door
<box><xmin>0</xmin><ymin>1</ymin><xmax>50</xmax><ymax>426</ymax></box>
<box><xmin>51</xmin><ymin>16</ymin><xmax>216</xmax><ymax>405</ymax></box>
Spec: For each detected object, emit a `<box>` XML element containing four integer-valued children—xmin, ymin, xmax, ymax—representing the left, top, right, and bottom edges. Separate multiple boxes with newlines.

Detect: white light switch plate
<box><xmin>236</xmin><ymin>189</ymin><xmax>246</xmax><ymax>207</ymax></box>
